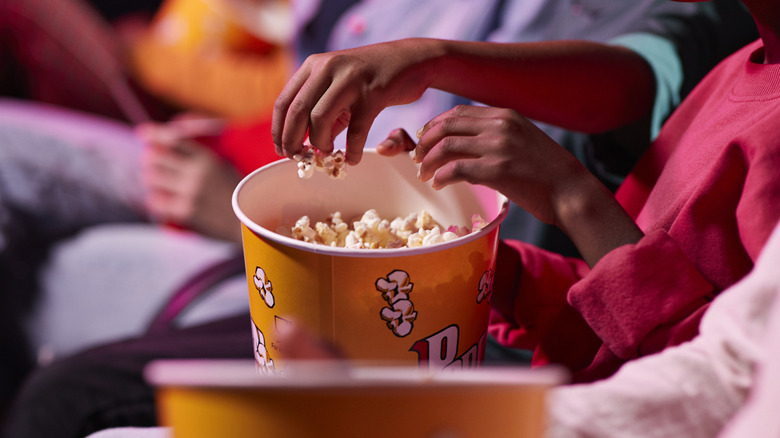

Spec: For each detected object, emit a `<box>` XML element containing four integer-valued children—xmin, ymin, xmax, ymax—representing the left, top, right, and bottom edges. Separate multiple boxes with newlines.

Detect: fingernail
<box><xmin>378</xmin><ymin>139</ymin><xmax>396</xmax><ymax>149</ymax></box>
<box><xmin>411</xmin><ymin>147</ymin><xmax>424</xmax><ymax>163</ymax></box>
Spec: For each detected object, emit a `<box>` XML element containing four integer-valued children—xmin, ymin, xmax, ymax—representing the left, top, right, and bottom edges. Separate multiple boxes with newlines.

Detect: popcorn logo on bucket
<box><xmin>477</xmin><ymin>269</ymin><xmax>494</xmax><ymax>304</ymax></box>
<box><xmin>376</xmin><ymin>270</ymin><xmax>418</xmax><ymax>337</ymax></box>
<box><xmin>252</xmin><ymin>321</ymin><xmax>276</xmax><ymax>374</ymax></box>
<box><xmin>247</xmin><ymin>262</ymin><xmax>493</xmax><ymax>373</ymax></box>
<box><xmin>253</xmin><ymin>266</ymin><xmax>275</xmax><ymax>308</ymax></box>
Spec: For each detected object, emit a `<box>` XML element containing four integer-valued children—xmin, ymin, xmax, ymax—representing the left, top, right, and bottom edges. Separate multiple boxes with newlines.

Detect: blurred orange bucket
<box><xmin>146</xmin><ymin>359</ymin><xmax>565</xmax><ymax>438</ymax></box>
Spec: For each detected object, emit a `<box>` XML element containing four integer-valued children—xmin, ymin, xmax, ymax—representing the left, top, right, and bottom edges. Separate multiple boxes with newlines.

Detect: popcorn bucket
<box><xmin>232</xmin><ymin>151</ymin><xmax>509</xmax><ymax>373</ymax></box>
<box><xmin>149</xmin><ymin>0</ymin><xmax>272</xmax><ymax>53</ymax></box>
<box><xmin>146</xmin><ymin>359</ymin><xmax>566</xmax><ymax>438</ymax></box>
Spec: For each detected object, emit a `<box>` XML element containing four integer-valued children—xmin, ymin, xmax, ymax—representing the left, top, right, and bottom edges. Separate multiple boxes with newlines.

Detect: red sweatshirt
<box><xmin>490</xmin><ymin>39</ymin><xmax>780</xmax><ymax>382</ymax></box>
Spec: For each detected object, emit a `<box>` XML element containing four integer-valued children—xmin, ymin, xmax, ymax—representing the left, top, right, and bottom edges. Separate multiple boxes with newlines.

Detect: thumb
<box><xmin>376</xmin><ymin>128</ymin><xmax>416</xmax><ymax>156</ymax></box>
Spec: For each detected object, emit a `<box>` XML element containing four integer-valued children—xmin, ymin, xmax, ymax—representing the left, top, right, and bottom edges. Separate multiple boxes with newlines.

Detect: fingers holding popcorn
<box><xmin>272</xmin><ymin>40</ymin><xmax>439</xmax><ymax>164</ymax></box>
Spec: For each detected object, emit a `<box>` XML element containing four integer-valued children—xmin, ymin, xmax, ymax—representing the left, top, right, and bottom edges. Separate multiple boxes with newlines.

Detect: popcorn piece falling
<box><xmin>293</xmin><ymin>145</ymin><xmax>347</xmax><ymax>180</ymax></box>
<box><xmin>284</xmin><ymin>209</ymin><xmax>486</xmax><ymax>249</ymax></box>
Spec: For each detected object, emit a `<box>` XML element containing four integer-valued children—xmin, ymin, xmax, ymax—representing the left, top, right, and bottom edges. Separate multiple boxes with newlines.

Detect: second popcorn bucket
<box><xmin>232</xmin><ymin>150</ymin><xmax>509</xmax><ymax>373</ymax></box>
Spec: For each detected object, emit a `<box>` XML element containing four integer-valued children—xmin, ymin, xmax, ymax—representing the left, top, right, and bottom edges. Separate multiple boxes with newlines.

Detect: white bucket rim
<box><xmin>232</xmin><ymin>151</ymin><xmax>509</xmax><ymax>258</ymax></box>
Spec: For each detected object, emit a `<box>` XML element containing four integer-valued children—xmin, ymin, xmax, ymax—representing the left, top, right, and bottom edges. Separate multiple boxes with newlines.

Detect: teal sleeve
<box><xmin>610</xmin><ymin>33</ymin><xmax>683</xmax><ymax>141</ymax></box>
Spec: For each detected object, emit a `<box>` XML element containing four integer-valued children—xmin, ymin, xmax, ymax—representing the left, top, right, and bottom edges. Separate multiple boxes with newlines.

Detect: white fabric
<box><xmin>0</xmin><ymin>98</ymin><xmax>144</xmax><ymax>158</ymax></box>
<box><xmin>0</xmin><ymin>99</ymin><xmax>249</xmax><ymax>361</ymax></box>
<box><xmin>719</xmin><ymin>281</ymin><xmax>780</xmax><ymax>437</ymax></box>
<box><xmin>547</xmin><ymin>221</ymin><xmax>780</xmax><ymax>437</ymax></box>
<box><xmin>83</xmin><ymin>427</ymin><xmax>171</xmax><ymax>438</ymax></box>
<box><xmin>28</xmin><ymin>224</ymin><xmax>247</xmax><ymax>361</ymax></box>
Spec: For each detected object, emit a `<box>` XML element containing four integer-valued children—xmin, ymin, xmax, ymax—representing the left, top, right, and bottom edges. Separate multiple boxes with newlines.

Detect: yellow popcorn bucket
<box><xmin>232</xmin><ymin>151</ymin><xmax>509</xmax><ymax>372</ymax></box>
<box><xmin>146</xmin><ymin>359</ymin><xmax>565</xmax><ymax>438</ymax></box>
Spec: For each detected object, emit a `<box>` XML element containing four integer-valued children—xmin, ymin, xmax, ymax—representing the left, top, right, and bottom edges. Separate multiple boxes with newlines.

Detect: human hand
<box><xmin>137</xmin><ymin>120</ymin><xmax>243</xmax><ymax>244</ymax></box>
<box><xmin>413</xmin><ymin>105</ymin><xmax>593</xmax><ymax>226</ymax></box>
<box><xmin>375</xmin><ymin>128</ymin><xmax>418</xmax><ymax>157</ymax></box>
<box><xmin>272</xmin><ymin>38</ymin><xmax>443</xmax><ymax>165</ymax></box>
<box><xmin>414</xmin><ymin>105</ymin><xmax>643</xmax><ymax>266</ymax></box>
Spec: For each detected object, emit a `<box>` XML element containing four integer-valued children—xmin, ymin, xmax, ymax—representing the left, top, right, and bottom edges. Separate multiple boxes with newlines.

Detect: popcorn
<box><xmin>406</xmin><ymin>226</ymin><xmax>459</xmax><ymax>248</ymax></box>
<box><xmin>344</xmin><ymin>210</ymin><xmax>403</xmax><ymax>249</ymax></box>
<box><xmin>415</xmin><ymin>210</ymin><xmax>438</xmax><ymax>230</ymax></box>
<box><xmin>286</xmin><ymin>212</ymin><xmax>351</xmax><ymax>246</ymax></box>
<box><xmin>282</xmin><ymin>209</ymin><xmax>486</xmax><ymax>249</ymax></box>
<box><xmin>293</xmin><ymin>145</ymin><xmax>347</xmax><ymax>180</ymax></box>
<box><xmin>376</xmin><ymin>270</ymin><xmax>418</xmax><ymax>337</ymax></box>
<box><xmin>471</xmin><ymin>214</ymin><xmax>487</xmax><ymax>232</ymax></box>
<box><xmin>291</xmin><ymin>216</ymin><xmax>317</xmax><ymax>243</ymax></box>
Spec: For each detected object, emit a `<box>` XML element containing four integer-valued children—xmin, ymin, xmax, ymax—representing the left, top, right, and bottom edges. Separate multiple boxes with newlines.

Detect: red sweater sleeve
<box><xmin>490</xmin><ymin>231</ymin><xmax>717</xmax><ymax>380</ymax></box>
<box><xmin>736</xmin><ymin>131</ymin><xmax>780</xmax><ymax>263</ymax></box>
<box><xmin>570</xmin><ymin>137</ymin><xmax>780</xmax><ymax>364</ymax></box>
<box><xmin>489</xmin><ymin>240</ymin><xmax>602</xmax><ymax>370</ymax></box>
<box><xmin>568</xmin><ymin>230</ymin><xmax>715</xmax><ymax>360</ymax></box>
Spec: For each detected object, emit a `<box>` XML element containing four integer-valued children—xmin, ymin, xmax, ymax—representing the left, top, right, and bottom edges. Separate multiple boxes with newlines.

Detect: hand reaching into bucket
<box><xmin>412</xmin><ymin>105</ymin><xmax>643</xmax><ymax>268</ymax></box>
<box><xmin>413</xmin><ymin>105</ymin><xmax>586</xmax><ymax>224</ymax></box>
<box><xmin>271</xmin><ymin>37</ymin><xmax>657</xmax><ymax>266</ymax></box>
<box><xmin>272</xmin><ymin>38</ymin><xmax>438</xmax><ymax>165</ymax></box>
<box><xmin>272</xmin><ymin>38</ymin><xmax>653</xmax><ymax>167</ymax></box>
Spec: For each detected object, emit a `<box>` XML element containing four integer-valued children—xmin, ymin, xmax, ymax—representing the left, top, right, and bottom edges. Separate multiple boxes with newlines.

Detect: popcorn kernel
<box><xmin>293</xmin><ymin>145</ymin><xmax>347</xmax><ymax>180</ymax></box>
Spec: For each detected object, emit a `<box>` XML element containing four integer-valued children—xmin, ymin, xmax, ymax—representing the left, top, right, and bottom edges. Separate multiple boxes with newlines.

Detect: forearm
<box><xmin>274</xmin><ymin>36</ymin><xmax>655</xmax><ymax>161</ymax></box>
<box><xmin>422</xmin><ymin>38</ymin><xmax>655</xmax><ymax>133</ymax></box>
<box><xmin>549</xmin><ymin>164</ymin><xmax>643</xmax><ymax>267</ymax></box>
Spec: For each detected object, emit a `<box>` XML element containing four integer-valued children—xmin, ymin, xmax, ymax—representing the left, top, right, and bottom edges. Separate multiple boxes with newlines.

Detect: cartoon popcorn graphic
<box><xmin>477</xmin><ymin>269</ymin><xmax>494</xmax><ymax>304</ymax></box>
<box><xmin>252</xmin><ymin>321</ymin><xmax>276</xmax><ymax>374</ymax></box>
<box><xmin>376</xmin><ymin>270</ymin><xmax>417</xmax><ymax>337</ymax></box>
<box><xmin>253</xmin><ymin>266</ymin><xmax>275</xmax><ymax>308</ymax></box>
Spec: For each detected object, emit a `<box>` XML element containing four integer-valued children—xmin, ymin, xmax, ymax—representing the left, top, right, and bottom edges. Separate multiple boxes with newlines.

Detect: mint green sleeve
<box><xmin>610</xmin><ymin>33</ymin><xmax>683</xmax><ymax>141</ymax></box>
